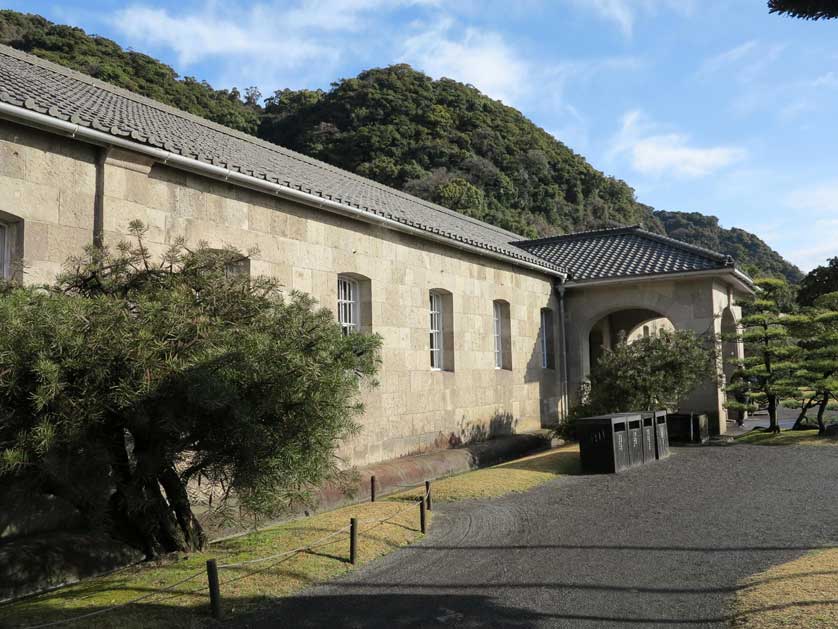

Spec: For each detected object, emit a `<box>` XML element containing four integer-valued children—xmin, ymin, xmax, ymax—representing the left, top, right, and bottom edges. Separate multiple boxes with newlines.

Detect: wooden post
<box><xmin>425</xmin><ymin>480</ymin><xmax>432</xmax><ymax>511</ymax></box>
<box><xmin>350</xmin><ymin>517</ymin><xmax>358</xmax><ymax>564</ymax></box>
<box><xmin>419</xmin><ymin>499</ymin><xmax>426</xmax><ymax>534</ymax></box>
<box><xmin>206</xmin><ymin>559</ymin><xmax>222</xmax><ymax>620</ymax></box>
<box><xmin>370</xmin><ymin>475</ymin><xmax>376</xmax><ymax>502</ymax></box>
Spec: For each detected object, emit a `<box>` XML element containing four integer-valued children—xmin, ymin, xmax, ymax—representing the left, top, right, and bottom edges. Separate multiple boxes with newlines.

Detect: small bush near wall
<box><xmin>0</xmin><ymin>221</ymin><xmax>381</xmax><ymax>559</ymax></box>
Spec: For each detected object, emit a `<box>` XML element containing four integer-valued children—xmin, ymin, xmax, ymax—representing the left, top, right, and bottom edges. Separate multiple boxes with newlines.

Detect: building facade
<box><xmin>0</xmin><ymin>45</ymin><xmax>751</xmax><ymax>467</ymax></box>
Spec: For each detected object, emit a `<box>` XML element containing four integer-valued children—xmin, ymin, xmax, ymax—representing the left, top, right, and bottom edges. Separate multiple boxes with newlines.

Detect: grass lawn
<box><xmin>1</xmin><ymin>443</ymin><xmax>580</xmax><ymax>628</ymax></box>
<box><xmin>736</xmin><ymin>429</ymin><xmax>838</xmax><ymax>446</ymax></box>
<box><xmin>392</xmin><ymin>443</ymin><xmax>581</xmax><ymax>503</ymax></box>
<box><xmin>733</xmin><ymin>548</ymin><xmax>838</xmax><ymax>628</ymax></box>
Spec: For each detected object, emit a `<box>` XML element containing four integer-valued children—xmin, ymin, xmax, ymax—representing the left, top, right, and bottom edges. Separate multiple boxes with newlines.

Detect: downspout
<box><xmin>556</xmin><ymin>279</ymin><xmax>570</xmax><ymax>419</ymax></box>
<box><xmin>93</xmin><ymin>146</ymin><xmax>110</xmax><ymax>247</ymax></box>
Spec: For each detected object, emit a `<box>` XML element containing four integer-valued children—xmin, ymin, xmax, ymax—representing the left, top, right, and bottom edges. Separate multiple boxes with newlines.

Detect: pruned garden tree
<box><xmin>725</xmin><ymin>278</ymin><xmax>803</xmax><ymax>433</ymax></box>
<box><xmin>785</xmin><ymin>292</ymin><xmax>838</xmax><ymax>432</ymax></box>
<box><xmin>0</xmin><ymin>222</ymin><xmax>381</xmax><ymax>558</ymax></box>
<box><xmin>571</xmin><ymin>329</ymin><xmax>716</xmax><ymax>420</ymax></box>
<box><xmin>768</xmin><ymin>1</ymin><xmax>838</xmax><ymax>20</ymax></box>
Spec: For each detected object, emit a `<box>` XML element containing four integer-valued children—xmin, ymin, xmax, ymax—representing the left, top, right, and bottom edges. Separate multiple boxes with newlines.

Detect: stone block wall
<box><xmin>0</xmin><ymin>121</ymin><xmax>98</xmax><ymax>285</ymax></box>
<box><xmin>0</xmin><ymin>120</ymin><xmax>564</xmax><ymax>466</ymax></box>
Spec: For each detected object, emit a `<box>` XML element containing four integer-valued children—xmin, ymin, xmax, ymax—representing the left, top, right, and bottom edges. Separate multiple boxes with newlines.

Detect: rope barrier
<box><xmin>19</xmin><ymin>571</ymin><xmax>205</xmax><ymax>629</ymax></box>
<box><xmin>18</xmin><ymin>482</ymin><xmax>433</xmax><ymax>628</ymax></box>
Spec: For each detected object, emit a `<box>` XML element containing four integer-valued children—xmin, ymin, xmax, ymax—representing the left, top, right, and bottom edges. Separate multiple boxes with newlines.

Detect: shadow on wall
<box><xmin>459</xmin><ymin>412</ymin><xmax>517</xmax><ymax>444</ymax></box>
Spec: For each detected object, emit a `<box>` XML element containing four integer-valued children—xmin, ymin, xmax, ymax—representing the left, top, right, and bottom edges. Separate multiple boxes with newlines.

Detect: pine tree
<box><xmin>725</xmin><ymin>278</ymin><xmax>803</xmax><ymax>433</ymax></box>
<box><xmin>0</xmin><ymin>222</ymin><xmax>381</xmax><ymax>557</ymax></box>
<box><xmin>786</xmin><ymin>292</ymin><xmax>838</xmax><ymax>432</ymax></box>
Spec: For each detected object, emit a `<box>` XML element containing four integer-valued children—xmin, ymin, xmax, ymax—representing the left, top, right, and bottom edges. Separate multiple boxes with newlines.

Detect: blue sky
<box><xmin>9</xmin><ymin>0</ymin><xmax>838</xmax><ymax>271</ymax></box>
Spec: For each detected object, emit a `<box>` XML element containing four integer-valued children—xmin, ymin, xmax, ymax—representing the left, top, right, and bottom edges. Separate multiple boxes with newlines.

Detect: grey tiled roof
<box><xmin>0</xmin><ymin>45</ymin><xmax>564</xmax><ymax>274</ymax></box>
<box><xmin>514</xmin><ymin>225</ymin><xmax>737</xmax><ymax>282</ymax></box>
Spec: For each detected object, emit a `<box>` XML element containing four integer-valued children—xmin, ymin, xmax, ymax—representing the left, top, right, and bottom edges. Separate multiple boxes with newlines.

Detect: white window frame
<box><xmin>338</xmin><ymin>276</ymin><xmax>359</xmax><ymax>335</ymax></box>
<box><xmin>429</xmin><ymin>291</ymin><xmax>443</xmax><ymax>370</ymax></box>
<box><xmin>541</xmin><ymin>308</ymin><xmax>554</xmax><ymax>369</ymax></box>
<box><xmin>494</xmin><ymin>301</ymin><xmax>503</xmax><ymax>369</ymax></box>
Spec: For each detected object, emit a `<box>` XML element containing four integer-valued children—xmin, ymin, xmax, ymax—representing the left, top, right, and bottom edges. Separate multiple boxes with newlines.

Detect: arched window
<box><xmin>493</xmin><ymin>299</ymin><xmax>511</xmax><ymax>370</ymax></box>
<box><xmin>0</xmin><ymin>211</ymin><xmax>23</xmax><ymax>281</ymax></box>
<box><xmin>540</xmin><ymin>308</ymin><xmax>555</xmax><ymax>369</ymax></box>
<box><xmin>429</xmin><ymin>289</ymin><xmax>454</xmax><ymax>371</ymax></box>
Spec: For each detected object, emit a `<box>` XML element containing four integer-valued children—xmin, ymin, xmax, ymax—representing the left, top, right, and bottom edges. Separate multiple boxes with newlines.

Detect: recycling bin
<box><xmin>654</xmin><ymin>411</ymin><xmax>671</xmax><ymax>459</ymax></box>
<box><xmin>666</xmin><ymin>412</ymin><xmax>708</xmax><ymax>444</ymax></box>
<box><xmin>626</xmin><ymin>417</ymin><xmax>644</xmax><ymax>468</ymax></box>
<box><xmin>641</xmin><ymin>415</ymin><xmax>657</xmax><ymax>463</ymax></box>
<box><xmin>576</xmin><ymin>414</ymin><xmax>641</xmax><ymax>473</ymax></box>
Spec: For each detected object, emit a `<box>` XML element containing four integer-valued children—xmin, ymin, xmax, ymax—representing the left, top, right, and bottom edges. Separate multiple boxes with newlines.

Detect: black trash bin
<box><xmin>666</xmin><ymin>413</ymin><xmax>708</xmax><ymax>444</ymax></box>
<box><xmin>576</xmin><ymin>414</ymin><xmax>643</xmax><ymax>473</ymax></box>
<box><xmin>654</xmin><ymin>411</ymin><xmax>670</xmax><ymax>459</ymax></box>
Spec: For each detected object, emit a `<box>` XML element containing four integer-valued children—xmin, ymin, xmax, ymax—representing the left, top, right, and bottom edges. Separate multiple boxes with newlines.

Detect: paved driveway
<box><xmin>235</xmin><ymin>445</ymin><xmax>838</xmax><ymax>628</ymax></box>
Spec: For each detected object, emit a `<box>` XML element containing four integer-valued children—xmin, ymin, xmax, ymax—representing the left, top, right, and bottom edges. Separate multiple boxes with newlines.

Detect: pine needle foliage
<box><xmin>0</xmin><ymin>223</ymin><xmax>381</xmax><ymax>557</ymax></box>
<box><xmin>768</xmin><ymin>1</ymin><xmax>838</xmax><ymax>20</ymax></box>
<box><xmin>783</xmin><ymin>292</ymin><xmax>838</xmax><ymax>432</ymax></box>
<box><xmin>725</xmin><ymin>278</ymin><xmax>803</xmax><ymax>433</ymax></box>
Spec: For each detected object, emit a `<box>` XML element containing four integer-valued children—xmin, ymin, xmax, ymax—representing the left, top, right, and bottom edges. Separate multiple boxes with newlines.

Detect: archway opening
<box><xmin>588</xmin><ymin>308</ymin><xmax>674</xmax><ymax>375</ymax></box>
<box><xmin>720</xmin><ymin>307</ymin><xmax>740</xmax><ymax>421</ymax></box>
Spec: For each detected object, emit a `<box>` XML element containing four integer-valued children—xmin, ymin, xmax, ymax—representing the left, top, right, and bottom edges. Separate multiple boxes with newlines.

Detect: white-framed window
<box><xmin>338</xmin><ymin>276</ymin><xmax>360</xmax><ymax>335</ymax></box>
<box><xmin>541</xmin><ymin>308</ymin><xmax>555</xmax><ymax>369</ymax></box>
<box><xmin>493</xmin><ymin>300</ymin><xmax>511</xmax><ymax>370</ymax></box>
<box><xmin>493</xmin><ymin>301</ymin><xmax>503</xmax><ymax>369</ymax></box>
<box><xmin>429</xmin><ymin>291</ymin><xmax>443</xmax><ymax>369</ymax></box>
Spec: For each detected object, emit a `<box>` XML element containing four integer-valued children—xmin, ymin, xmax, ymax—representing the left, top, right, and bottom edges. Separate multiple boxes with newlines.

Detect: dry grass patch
<box><xmin>392</xmin><ymin>443</ymin><xmax>581</xmax><ymax>503</ymax></box>
<box><xmin>733</xmin><ymin>548</ymin><xmax>838</xmax><ymax>628</ymax></box>
<box><xmin>736</xmin><ymin>429</ymin><xmax>838</xmax><ymax>447</ymax></box>
<box><xmin>1</xmin><ymin>500</ymin><xmax>428</xmax><ymax>629</ymax></box>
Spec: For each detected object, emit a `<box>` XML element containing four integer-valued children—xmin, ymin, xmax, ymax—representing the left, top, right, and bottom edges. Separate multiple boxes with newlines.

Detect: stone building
<box><xmin>0</xmin><ymin>45</ymin><xmax>752</xmax><ymax>466</ymax></box>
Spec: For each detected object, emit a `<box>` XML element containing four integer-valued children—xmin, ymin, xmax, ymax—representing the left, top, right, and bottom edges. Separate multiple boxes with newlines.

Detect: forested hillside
<box><xmin>655</xmin><ymin>211</ymin><xmax>803</xmax><ymax>282</ymax></box>
<box><xmin>0</xmin><ymin>10</ymin><xmax>802</xmax><ymax>281</ymax></box>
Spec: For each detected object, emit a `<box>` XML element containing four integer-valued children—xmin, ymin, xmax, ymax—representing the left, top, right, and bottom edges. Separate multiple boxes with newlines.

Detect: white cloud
<box><xmin>699</xmin><ymin>40</ymin><xmax>786</xmax><ymax>84</ymax></box>
<box><xmin>609</xmin><ymin>110</ymin><xmax>747</xmax><ymax>178</ymax></box>
<box><xmin>111</xmin><ymin>0</ymin><xmax>440</xmax><ymax>90</ymax></box>
<box><xmin>812</xmin><ymin>71</ymin><xmax>838</xmax><ymax>88</ymax></box>
<box><xmin>399</xmin><ymin>18</ymin><xmax>530</xmax><ymax>105</ymax></box>
<box><xmin>567</xmin><ymin>0</ymin><xmax>694</xmax><ymax>38</ymax></box>
<box><xmin>786</xmin><ymin>180</ymin><xmax>838</xmax><ymax>213</ymax></box>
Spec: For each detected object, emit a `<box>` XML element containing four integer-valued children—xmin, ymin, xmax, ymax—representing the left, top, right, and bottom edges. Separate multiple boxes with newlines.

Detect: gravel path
<box><xmin>233</xmin><ymin>445</ymin><xmax>838</xmax><ymax>628</ymax></box>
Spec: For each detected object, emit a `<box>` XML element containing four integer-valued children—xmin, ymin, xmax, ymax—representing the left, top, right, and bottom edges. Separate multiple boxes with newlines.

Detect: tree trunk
<box><xmin>816</xmin><ymin>393</ymin><xmax>829</xmax><ymax>434</ymax></box>
<box><xmin>159</xmin><ymin>465</ymin><xmax>207</xmax><ymax>551</ymax></box>
<box><xmin>768</xmin><ymin>394</ymin><xmax>780</xmax><ymax>433</ymax></box>
<box><xmin>792</xmin><ymin>398</ymin><xmax>817</xmax><ymax>430</ymax></box>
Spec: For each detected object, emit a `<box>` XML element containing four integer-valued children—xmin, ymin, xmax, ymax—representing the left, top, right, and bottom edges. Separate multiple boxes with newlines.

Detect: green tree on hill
<box><xmin>0</xmin><ymin>10</ymin><xmax>260</xmax><ymax>134</ymax></box>
<box><xmin>797</xmin><ymin>257</ymin><xmax>838</xmax><ymax>306</ymax></box>
<box><xmin>0</xmin><ymin>223</ymin><xmax>380</xmax><ymax>557</ymax></box>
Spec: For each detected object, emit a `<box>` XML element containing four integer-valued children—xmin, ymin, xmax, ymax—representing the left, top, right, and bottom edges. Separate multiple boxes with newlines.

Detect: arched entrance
<box><xmin>588</xmin><ymin>308</ymin><xmax>675</xmax><ymax>373</ymax></box>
